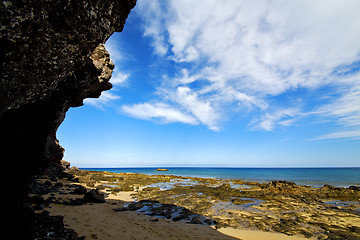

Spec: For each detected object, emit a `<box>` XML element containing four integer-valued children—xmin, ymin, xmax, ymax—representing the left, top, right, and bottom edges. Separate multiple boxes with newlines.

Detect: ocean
<box><xmin>81</xmin><ymin>167</ymin><xmax>360</xmax><ymax>188</ymax></box>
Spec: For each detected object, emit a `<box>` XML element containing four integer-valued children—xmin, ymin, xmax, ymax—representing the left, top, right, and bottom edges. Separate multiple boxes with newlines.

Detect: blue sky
<box><xmin>58</xmin><ymin>0</ymin><xmax>360</xmax><ymax>167</ymax></box>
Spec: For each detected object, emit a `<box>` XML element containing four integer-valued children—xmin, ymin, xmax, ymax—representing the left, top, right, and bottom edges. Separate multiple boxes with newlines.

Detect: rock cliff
<box><xmin>0</xmin><ymin>0</ymin><xmax>136</xmax><ymax>238</ymax></box>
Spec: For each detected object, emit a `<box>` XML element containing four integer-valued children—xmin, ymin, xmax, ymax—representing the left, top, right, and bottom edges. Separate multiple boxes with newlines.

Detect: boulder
<box><xmin>83</xmin><ymin>189</ymin><xmax>106</xmax><ymax>203</ymax></box>
<box><xmin>71</xmin><ymin>185</ymin><xmax>87</xmax><ymax>195</ymax></box>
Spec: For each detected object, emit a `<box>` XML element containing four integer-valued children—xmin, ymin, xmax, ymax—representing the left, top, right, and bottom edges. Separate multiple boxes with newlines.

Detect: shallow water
<box><xmin>228</xmin><ymin>182</ymin><xmax>251</xmax><ymax>189</ymax></box>
<box><xmin>145</xmin><ymin>178</ymin><xmax>200</xmax><ymax>190</ymax></box>
<box><xmin>211</xmin><ymin>198</ymin><xmax>263</xmax><ymax>217</ymax></box>
<box><xmin>324</xmin><ymin>200</ymin><xmax>359</xmax><ymax>207</ymax></box>
<box><xmin>125</xmin><ymin>201</ymin><xmax>213</xmax><ymax>224</ymax></box>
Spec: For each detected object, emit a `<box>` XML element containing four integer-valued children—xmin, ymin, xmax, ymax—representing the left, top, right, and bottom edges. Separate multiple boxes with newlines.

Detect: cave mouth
<box><xmin>1</xmin><ymin>1</ymin><xmax>136</xmax><ymax>238</ymax></box>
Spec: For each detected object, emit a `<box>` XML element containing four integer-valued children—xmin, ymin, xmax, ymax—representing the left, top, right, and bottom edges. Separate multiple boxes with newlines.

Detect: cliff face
<box><xmin>0</xmin><ymin>0</ymin><xmax>136</xmax><ymax>237</ymax></box>
<box><xmin>0</xmin><ymin>0</ymin><xmax>135</xmax><ymax>112</ymax></box>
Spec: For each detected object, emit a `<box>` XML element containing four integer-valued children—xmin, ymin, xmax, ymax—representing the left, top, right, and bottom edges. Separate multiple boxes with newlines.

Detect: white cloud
<box><xmin>110</xmin><ymin>71</ymin><xmax>129</xmax><ymax>86</ymax></box>
<box><xmin>318</xmin><ymin>87</ymin><xmax>360</xmax><ymax>128</ymax></box>
<box><xmin>130</xmin><ymin>0</ymin><xmax>360</xmax><ymax>135</ymax></box>
<box><xmin>84</xmin><ymin>91</ymin><xmax>120</xmax><ymax>109</ymax></box>
<box><xmin>136</xmin><ymin>0</ymin><xmax>168</xmax><ymax>55</ymax></box>
<box><xmin>121</xmin><ymin>102</ymin><xmax>198</xmax><ymax>125</ymax></box>
<box><xmin>105</xmin><ymin>38</ymin><xmax>123</xmax><ymax>62</ymax></box>
<box><xmin>311</xmin><ymin>130</ymin><xmax>360</xmax><ymax>141</ymax></box>
<box><xmin>311</xmin><ymin>85</ymin><xmax>360</xmax><ymax>140</ymax></box>
<box><xmin>252</xmin><ymin>108</ymin><xmax>300</xmax><ymax>131</ymax></box>
<box><xmin>175</xmin><ymin>87</ymin><xmax>220</xmax><ymax>131</ymax></box>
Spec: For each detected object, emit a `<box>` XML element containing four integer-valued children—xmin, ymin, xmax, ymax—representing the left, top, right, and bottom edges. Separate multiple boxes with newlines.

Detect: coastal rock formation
<box><xmin>0</xmin><ymin>0</ymin><xmax>136</xmax><ymax>238</ymax></box>
<box><xmin>83</xmin><ymin>189</ymin><xmax>106</xmax><ymax>203</ymax></box>
<box><xmin>71</xmin><ymin>170</ymin><xmax>360</xmax><ymax>239</ymax></box>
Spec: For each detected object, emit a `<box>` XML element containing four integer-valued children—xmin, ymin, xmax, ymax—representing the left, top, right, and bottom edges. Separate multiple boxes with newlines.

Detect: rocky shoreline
<box><xmin>27</xmin><ymin>164</ymin><xmax>360</xmax><ymax>239</ymax></box>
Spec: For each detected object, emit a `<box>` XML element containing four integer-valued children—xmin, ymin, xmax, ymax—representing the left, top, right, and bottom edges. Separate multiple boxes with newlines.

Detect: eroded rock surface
<box><xmin>0</xmin><ymin>1</ymin><xmax>136</xmax><ymax>238</ymax></box>
<box><xmin>73</xmin><ymin>170</ymin><xmax>360</xmax><ymax>240</ymax></box>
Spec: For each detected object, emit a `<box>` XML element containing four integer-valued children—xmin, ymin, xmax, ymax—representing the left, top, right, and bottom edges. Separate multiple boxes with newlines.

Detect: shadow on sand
<box><xmin>29</xmin><ymin>177</ymin><xmax>240</xmax><ymax>240</ymax></box>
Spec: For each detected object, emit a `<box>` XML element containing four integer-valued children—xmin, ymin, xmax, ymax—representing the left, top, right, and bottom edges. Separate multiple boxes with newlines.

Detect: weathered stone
<box><xmin>349</xmin><ymin>186</ymin><xmax>360</xmax><ymax>191</ymax></box>
<box><xmin>61</xmin><ymin>160</ymin><xmax>71</xmax><ymax>170</ymax></box>
<box><xmin>83</xmin><ymin>189</ymin><xmax>106</xmax><ymax>203</ymax></box>
<box><xmin>0</xmin><ymin>0</ymin><xmax>136</xmax><ymax>112</ymax></box>
<box><xmin>0</xmin><ymin>1</ymin><xmax>136</xmax><ymax>238</ymax></box>
<box><xmin>71</xmin><ymin>185</ymin><xmax>87</xmax><ymax>195</ymax></box>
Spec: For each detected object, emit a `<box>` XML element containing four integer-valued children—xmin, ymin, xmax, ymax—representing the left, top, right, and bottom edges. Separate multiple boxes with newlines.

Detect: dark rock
<box><xmin>172</xmin><ymin>215</ymin><xmax>187</xmax><ymax>222</ymax></box>
<box><xmin>30</xmin><ymin>181</ymin><xmax>51</xmax><ymax>195</ymax></box>
<box><xmin>44</xmin><ymin>180</ymin><xmax>53</xmax><ymax>186</ymax></box>
<box><xmin>71</xmin><ymin>185</ymin><xmax>87</xmax><ymax>195</ymax></box>
<box><xmin>189</xmin><ymin>216</ymin><xmax>204</xmax><ymax>224</ymax></box>
<box><xmin>349</xmin><ymin>186</ymin><xmax>360</xmax><ymax>191</ymax></box>
<box><xmin>40</xmin><ymin>210</ymin><xmax>50</xmax><ymax>217</ymax></box>
<box><xmin>33</xmin><ymin>213</ymin><xmax>83</xmax><ymax>240</ymax></box>
<box><xmin>1</xmin><ymin>0</ymin><xmax>136</xmax><ymax>237</ymax></box>
<box><xmin>28</xmin><ymin>195</ymin><xmax>46</xmax><ymax>210</ymax></box>
<box><xmin>349</xmin><ymin>226</ymin><xmax>360</xmax><ymax>233</ymax></box>
<box><xmin>204</xmin><ymin>219</ymin><xmax>213</xmax><ymax>225</ymax></box>
<box><xmin>46</xmin><ymin>196</ymin><xmax>56</xmax><ymax>204</ymax></box>
<box><xmin>54</xmin><ymin>182</ymin><xmax>64</xmax><ymax>188</ymax></box>
<box><xmin>68</xmin><ymin>176</ymin><xmax>80</xmax><ymax>183</ymax></box>
<box><xmin>83</xmin><ymin>189</ymin><xmax>106</xmax><ymax>203</ymax></box>
<box><xmin>50</xmin><ymin>176</ymin><xmax>58</xmax><ymax>182</ymax></box>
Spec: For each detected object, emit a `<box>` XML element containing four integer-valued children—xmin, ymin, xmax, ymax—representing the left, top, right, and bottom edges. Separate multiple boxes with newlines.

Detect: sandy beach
<box><xmin>29</xmin><ymin>169</ymin><xmax>360</xmax><ymax>239</ymax></box>
<box><xmin>44</xmin><ymin>185</ymin><xmax>309</xmax><ymax>240</ymax></box>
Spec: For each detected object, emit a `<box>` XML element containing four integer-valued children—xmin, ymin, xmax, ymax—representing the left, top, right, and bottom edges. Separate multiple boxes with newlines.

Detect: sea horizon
<box><xmin>80</xmin><ymin>166</ymin><xmax>360</xmax><ymax>188</ymax></box>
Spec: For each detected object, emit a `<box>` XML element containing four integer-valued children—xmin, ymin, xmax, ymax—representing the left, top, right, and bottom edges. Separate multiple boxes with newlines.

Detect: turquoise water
<box><xmin>81</xmin><ymin>167</ymin><xmax>360</xmax><ymax>187</ymax></box>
